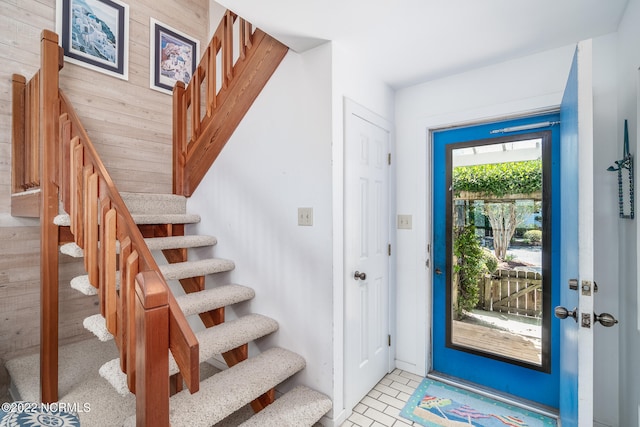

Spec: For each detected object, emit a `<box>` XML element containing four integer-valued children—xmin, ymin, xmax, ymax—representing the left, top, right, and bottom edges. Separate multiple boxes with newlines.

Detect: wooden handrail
<box><xmin>173</xmin><ymin>10</ymin><xmax>288</xmax><ymax>196</ymax></box>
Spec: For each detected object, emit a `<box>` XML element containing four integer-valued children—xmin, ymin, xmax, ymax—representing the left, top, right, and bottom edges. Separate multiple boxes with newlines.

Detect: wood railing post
<box><xmin>40</xmin><ymin>29</ymin><xmax>61</xmax><ymax>404</ymax></box>
<box><xmin>172</xmin><ymin>81</ymin><xmax>186</xmax><ymax>195</ymax></box>
<box><xmin>135</xmin><ymin>271</ymin><xmax>170</xmax><ymax>427</ymax></box>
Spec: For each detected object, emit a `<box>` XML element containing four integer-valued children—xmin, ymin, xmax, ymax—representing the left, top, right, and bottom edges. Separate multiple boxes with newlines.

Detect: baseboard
<box><xmin>395</xmin><ymin>360</ymin><xmax>425</xmax><ymax>377</ymax></box>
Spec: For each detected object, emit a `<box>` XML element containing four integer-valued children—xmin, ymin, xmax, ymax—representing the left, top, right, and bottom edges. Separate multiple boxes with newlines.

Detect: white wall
<box><xmin>394</xmin><ymin>39</ymin><xmax>622</xmax><ymax>425</ymax></box>
<box><xmin>187</xmin><ymin>42</ymin><xmax>335</xmax><ymax>408</ymax></box>
<box><xmin>616</xmin><ymin>0</ymin><xmax>640</xmax><ymax>425</ymax></box>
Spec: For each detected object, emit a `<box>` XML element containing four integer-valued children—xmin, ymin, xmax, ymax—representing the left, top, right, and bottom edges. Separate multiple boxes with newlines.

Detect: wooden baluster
<box><xmin>126</xmin><ymin>250</ymin><xmax>139</xmax><ymax>394</ymax></box>
<box><xmin>135</xmin><ymin>271</ymin><xmax>170</xmax><ymax>427</ymax></box>
<box><xmin>11</xmin><ymin>74</ymin><xmax>26</xmax><ymax>194</ymax></box>
<box><xmin>59</xmin><ymin>114</ymin><xmax>71</xmax><ymax>212</ymax></box>
<box><xmin>30</xmin><ymin>72</ymin><xmax>41</xmax><ymax>188</ymax></box>
<box><xmin>104</xmin><ymin>208</ymin><xmax>117</xmax><ymax>334</ymax></box>
<box><xmin>224</xmin><ymin>11</ymin><xmax>233</xmax><ymax>85</ymax></box>
<box><xmin>191</xmin><ymin>68</ymin><xmax>200</xmax><ymax>139</ymax></box>
<box><xmin>68</xmin><ymin>137</ymin><xmax>79</xmax><ymax>240</ymax></box>
<box><xmin>172</xmin><ymin>81</ymin><xmax>186</xmax><ymax>196</ymax></box>
<box><xmin>74</xmin><ymin>145</ymin><xmax>85</xmax><ymax>248</ymax></box>
<box><xmin>119</xmin><ymin>235</ymin><xmax>132</xmax><ymax>369</ymax></box>
<box><xmin>85</xmin><ymin>171</ymin><xmax>99</xmax><ymax>292</ymax></box>
<box><xmin>239</xmin><ymin>19</ymin><xmax>247</xmax><ymax>60</ymax></box>
<box><xmin>98</xmin><ymin>192</ymin><xmax>112</xmax><ymax>315</ymax></box>
<box><xmin>207</xmin><ymin>47</ymin><xmax>216</xmax><ymax>112</ymax></box>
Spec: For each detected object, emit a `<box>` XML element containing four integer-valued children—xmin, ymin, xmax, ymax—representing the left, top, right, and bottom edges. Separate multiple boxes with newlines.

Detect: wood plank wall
<box><xmin>0</xmin><ymin>0</ymin><xmax>209</xmax><ymax>361</ymax></box>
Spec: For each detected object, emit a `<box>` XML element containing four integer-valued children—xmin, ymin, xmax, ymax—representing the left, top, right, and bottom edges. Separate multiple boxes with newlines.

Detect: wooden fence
<box><xmin>479</xmin><ymin>269</ymin><xmax>542</xmax><ymax>318</ymax></box>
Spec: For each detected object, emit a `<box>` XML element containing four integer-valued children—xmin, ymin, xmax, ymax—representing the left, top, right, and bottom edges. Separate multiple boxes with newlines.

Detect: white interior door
<box><xmin>558</xmin><ymin>39</ymin><xmax>594</xmax><ymax>427</ymax></box>
<box><xmin>344</xmin><ymin>99</ymin><xmax>391</xmax><ymax>411</ymax></box>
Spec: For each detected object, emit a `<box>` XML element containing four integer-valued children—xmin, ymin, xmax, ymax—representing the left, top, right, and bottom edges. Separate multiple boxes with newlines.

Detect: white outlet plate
<box><xmin>397</xmin><ymin>214</ymin><xmax>412</xmax><ymax>229</ymax></box>
<box><xmin>298</xmin><ymin>207</ymin><xmax>313</xmax><ymax>226</ymax></box>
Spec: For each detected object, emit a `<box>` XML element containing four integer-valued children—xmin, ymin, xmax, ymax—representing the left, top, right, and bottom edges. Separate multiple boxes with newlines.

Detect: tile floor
<box><xmin>341</xmin><ymin>369</ymin><xmax>422</xmax><ymax>427</ymax></box>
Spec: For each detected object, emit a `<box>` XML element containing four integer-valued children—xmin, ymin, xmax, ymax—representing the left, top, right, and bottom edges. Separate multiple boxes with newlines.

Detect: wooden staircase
<box><xmin>10</xmin><ymin>9</ymin><xmax>331</xmax><ymax>427</ymax></box>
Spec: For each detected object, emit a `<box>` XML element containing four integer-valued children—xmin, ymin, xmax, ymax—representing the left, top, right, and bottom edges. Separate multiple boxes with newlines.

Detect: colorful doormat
<box><xmin>400</xmin><ymin>379</ymin><xmax>557</xmax><ymax>427</ymax></box>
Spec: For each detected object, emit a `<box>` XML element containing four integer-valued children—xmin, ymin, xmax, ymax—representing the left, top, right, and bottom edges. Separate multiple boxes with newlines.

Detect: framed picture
<box><xmin>150</xmin><ymin>18</ymin><xmax>199</xmax><ymax>95</ymax></box>
<box><xmin>56</xmin><ymin>0</ymin><xmax>129</xmax><ymax>80</ymax></box>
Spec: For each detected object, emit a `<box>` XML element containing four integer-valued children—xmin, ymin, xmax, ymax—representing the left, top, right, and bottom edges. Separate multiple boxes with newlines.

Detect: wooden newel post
<box><xmin>135</xmin><ymin>271</ymin><xmax>170</xmax><ymax>427</ymax></box>
<box><xmin>40</xmin><ymin>29</ymin><xmax>61</xmax><ymax>404</ymax></box>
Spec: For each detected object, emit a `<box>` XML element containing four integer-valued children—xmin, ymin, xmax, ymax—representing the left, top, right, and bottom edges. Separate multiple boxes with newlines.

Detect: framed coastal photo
<box><xmin>56</xmin><ymin>0</ymin><xmax>129</xmax><ymax>80</ymax></box>
<box><xmin>150</xmin><ymin>18</ymin><xmax>199</xmax><ymax>95</ymax></box>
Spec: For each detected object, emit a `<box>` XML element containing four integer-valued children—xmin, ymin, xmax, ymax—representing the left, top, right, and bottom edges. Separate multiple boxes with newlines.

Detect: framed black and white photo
<box><xmin>56</xmin><ymin>0</ymin><xmax>129</xmax><ymax>80</ymax></box>
<box><xmin>150</xmin><ymin>18</ymin><xmax>199</xmax><ymax>95</ymax></box>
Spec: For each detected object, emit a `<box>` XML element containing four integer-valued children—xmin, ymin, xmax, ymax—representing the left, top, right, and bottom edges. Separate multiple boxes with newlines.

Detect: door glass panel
<box><xmin>447</xmin><ymin>135</ymin><xmax>550</xmax><ymax>370</ymax></box>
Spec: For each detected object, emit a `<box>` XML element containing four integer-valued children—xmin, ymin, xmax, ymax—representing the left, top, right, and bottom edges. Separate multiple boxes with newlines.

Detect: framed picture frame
<box><xmin>150</xmin><ymin>18</ymin><xmax>199</xmax><ymax>95</ymax></box>
<box><xmin>56</xmin><ymin>0</ymin><xmax>129</xmax><ymax>80</ymax></box>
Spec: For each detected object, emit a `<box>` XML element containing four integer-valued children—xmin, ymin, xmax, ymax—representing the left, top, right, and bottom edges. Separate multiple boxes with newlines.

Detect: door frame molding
<box><xmin>342</xmin><ymin>97</ymin><xmax>395</xmax><ymax>413</ymax></box>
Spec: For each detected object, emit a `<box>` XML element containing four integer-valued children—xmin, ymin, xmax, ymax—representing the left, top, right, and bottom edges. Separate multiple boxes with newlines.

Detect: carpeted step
<box><xmin>123</xmin><ymin>347</ymin><xmax>306</xmax><ymax>427</ymax></box>
<box><xmin>168</xmin><ymin>314</ymin><xmax>279</xmax><ymax>375</ymax></box>
<box><xmin>83</xmin><ymin>284</ymin><xmax>255</xmax><ymax>342</ymax></box>
<box><xmin>53</xmin><ymin>212</ymin><xmax>201</xmax><ymax>227</ymax></box>
<box><xmin>83</xmin><ymin>314</ymin><xmax>112</xmax><ymax>342</ymax></box>
<box><xmin>160</xmin><ymin>258</ymin><xmax>235</xmax><ymax>281</ymax></box>
<box><xmin>239</xmin><ymin>386</ymin><xmax>332</xmax><ymax>427</ymax></box>
<box><xmin>176</xmin><ymin>284</ymin><xmax>255</xmax><ymax>317</ymax></box>
<box><xmin>60</xmin><ymin>235</ymin><xmax>218</xmax><ymax>258</ymax></box>
<box><xmin>120</xmin><ymin>192</ymin><xmax>186</xmax><ymax>215</ymax></box>
<box><xmin>71</xmin><ymin>275</ymin><xmax>99</xmax><ymax>296</ymax></box>
<box><xmin>101</xmin><ymin>313</ymin><xmax>280</xmax><ymax>395</ymax></box>
<box><xmin>71</xmin><ymin>258</ymin><xmax>235</xmax><ymax>298</ymax></box>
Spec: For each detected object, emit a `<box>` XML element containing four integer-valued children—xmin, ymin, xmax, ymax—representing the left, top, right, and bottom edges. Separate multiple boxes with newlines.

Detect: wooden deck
<box><xmin>452</xmin><ymin>320</ymin><xmax>542</xmax><ymax>366</ymax></box>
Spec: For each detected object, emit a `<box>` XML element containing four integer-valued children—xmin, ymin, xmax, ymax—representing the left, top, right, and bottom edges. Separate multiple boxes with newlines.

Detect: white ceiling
<box><xmin>217</xmin><ymin>0</ymin><xmax>629</xmax><ymax>89</ymax></box>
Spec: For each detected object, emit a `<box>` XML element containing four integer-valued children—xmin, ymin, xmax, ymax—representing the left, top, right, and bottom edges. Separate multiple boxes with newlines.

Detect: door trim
<box><xmin>342</xmin><ymin>97</ymin><xmax>395</xmax><ymax>411</ymax></box>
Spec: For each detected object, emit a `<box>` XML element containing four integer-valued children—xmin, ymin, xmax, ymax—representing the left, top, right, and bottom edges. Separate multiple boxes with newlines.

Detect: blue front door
<box><xmin>432</xmin><ymin>113</ymin><xmax>561</xmax><ymax>408</ymax></box>
<box><xmin>557</xmin><ymin>40</ymin><xmax>595</xmax><ymax>427</ymax></box>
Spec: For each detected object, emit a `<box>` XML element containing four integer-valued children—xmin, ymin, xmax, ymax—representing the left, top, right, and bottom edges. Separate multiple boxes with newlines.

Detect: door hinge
<box><xmin>388</xmin><ymin>244</ymin><xmax>391</xmax><ymax>256</ymax></box>
<box><xmin>388</xmin><ymin>334</ymin><xmax>391</xmax><ymax>346</ymax></box>
<box><xmin>388</xmin><ymin>153</ymin><xmax>391</xmax><ymax>165</ymax></box>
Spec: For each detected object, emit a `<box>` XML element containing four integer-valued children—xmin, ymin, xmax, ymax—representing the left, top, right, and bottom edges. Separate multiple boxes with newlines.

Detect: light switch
<box><xmin>397</xmin><ymin>214</ymin><xmax>412</xmax><ymax>229</ymax></box>
<box><xmin>298</xmin><ymin>207</ymin><xmax>313</xmax><ymax>226</ymax></box>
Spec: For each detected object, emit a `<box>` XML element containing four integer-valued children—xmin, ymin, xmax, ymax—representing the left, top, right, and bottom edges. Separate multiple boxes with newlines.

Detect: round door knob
<box><xmin>354</xmin><ymin>271</ymin><xmax>367</xmax><ymax>280</ymax></box>
<box><xmin>554</xmin><ymin>306</ymin><xmax>577</xmax><ymax>322</ymax></box>
<box><xmin>594</xmin><ymin>312</ymin><xmax>619</xmax><ymax>327</ymax></box>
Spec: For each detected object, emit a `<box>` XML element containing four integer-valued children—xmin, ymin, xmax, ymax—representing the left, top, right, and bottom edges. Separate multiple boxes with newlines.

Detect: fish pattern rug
<box><xmin>400</xmin><ymin>379</ymin><xmax>557</xmax><ymax>427</ymax></box>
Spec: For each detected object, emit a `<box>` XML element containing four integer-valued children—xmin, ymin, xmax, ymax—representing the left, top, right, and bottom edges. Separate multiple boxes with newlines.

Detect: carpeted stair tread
<box><xmin>71</xmin><ymin>258</ymin><xmax>234</xmax><ymax>300</ymax></box>
<box><xmin>53</xmin><ymin>212</ymin><xmax>201</xmax><ymax>227</ymax></box>
<box><xmin>168</xmin><ymin>314</ymin><xmax>279</xmax><ymax>375</ymax></box>
<box><xmin>239</xmin><ymin>386</ymin><xmax>332</xmax><ymax>426</ymax></box>
<box><xmin>123</xmin><ymin>347</ymin><xmax>306</xmax><ymax>427</ymax></box>
<box><xmin>60</xmin><ymin>235</ymin><xmax>217</xmax><ymax>258</ymax></box>
<box><xmin>160</xmin><ymin>258</ymin><xmax>235</xmax><ymax>280</ymax></box>
<box><xmin>71</xmin><ymin>275</ymin><xmax>98</xmax><ymax>296</ymax></box>
<box><xmin>99</xmin><ymin>358</ymin><xmax>130</xmax><ymax>396</ymax></box>
<box><xmin>120</xmin><ymin>192</ymin><xmax>186</xmax><ymax>215</ymax></box>
<box><xmin>168</xmin><ymin>347</ymin><xmax>306</xmax><ymax>426</ymax></box>
<box><xmin>83</xmin><ymin>284</ymin><xmax>256</xmax><ymax>342</ymax></box>
<box><xmin>176</xmin><ymin>284</ymin><xmax>255</xmax><ymax>317</ymax></box>
<box><xmin>84</xmin><ymin>314</ymin><xmax>113</xmax><ymax>342</ymax></box>
<box><xmin>99</xmin><ymin>313</ymin><xmax>278</xmax><ymax>394</ymax></box>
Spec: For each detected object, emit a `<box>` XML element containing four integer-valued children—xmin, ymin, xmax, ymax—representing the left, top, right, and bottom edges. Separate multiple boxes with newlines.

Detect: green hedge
<box><xmin>453</xmin><ymin>160</ymin><xmax>542</xmax><ymax>198</ymax></box>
